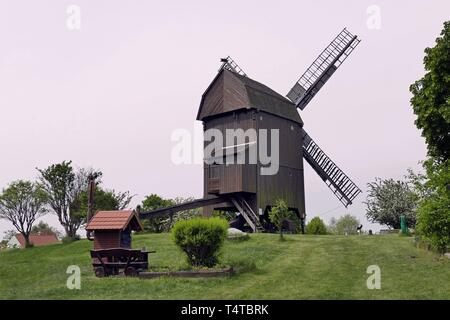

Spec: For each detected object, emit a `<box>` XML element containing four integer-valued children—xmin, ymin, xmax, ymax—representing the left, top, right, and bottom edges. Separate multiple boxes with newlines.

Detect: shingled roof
<box><xmin>197</xmin><ymin>69</ymin><xmax>302</xmax><ymax>124</ymax></box>
<box><xmin>85</xmin><ymin>210</ymin><xmax>143</xmax><ymax>231</ymax></box>
<box><xmin>15</xmin><ymin>234</ymin><xmax>59</xmax><ymax>247</ymax></box>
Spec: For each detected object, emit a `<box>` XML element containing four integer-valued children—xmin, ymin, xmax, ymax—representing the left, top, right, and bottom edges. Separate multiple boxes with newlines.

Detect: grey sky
<box><xmin>1</xmin><ymin>1</ymin><xmax>448</xmax><ymax>236</ymax></box>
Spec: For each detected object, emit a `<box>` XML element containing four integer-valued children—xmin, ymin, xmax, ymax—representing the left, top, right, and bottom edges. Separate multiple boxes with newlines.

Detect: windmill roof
<box><xmin>85</xmin><ymin>210</ymin><xmax>143</xmax><ymax>231</ymax></box>
<box><xmin>197</xmin><ymin>69</ymin><xmax>303</xmax><ymax>124</ymax></box>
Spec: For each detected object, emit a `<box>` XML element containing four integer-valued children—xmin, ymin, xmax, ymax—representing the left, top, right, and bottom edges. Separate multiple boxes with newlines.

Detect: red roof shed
<box><xmin>86</xmin><ymin>210</ymin><xmax>143</xmax><ymax>250</ymax></box>
<box><xmin>15</xmin><ymin>234</ymin><xmax>59</xmax><ymax>247</ymax></box>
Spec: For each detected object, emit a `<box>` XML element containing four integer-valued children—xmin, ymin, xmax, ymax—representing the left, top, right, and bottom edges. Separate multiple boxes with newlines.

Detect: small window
<box><xmin>209</xmin><ymin>165</ymin><xmax>219</xmax><ymax>179</ymax></box>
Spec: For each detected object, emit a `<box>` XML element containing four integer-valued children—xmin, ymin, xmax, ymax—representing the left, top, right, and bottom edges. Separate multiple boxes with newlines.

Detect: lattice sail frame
<box><xmin>219</xmin><ymin>56</ymin><xmax>247</xmax><ymax>77</ymax></box>
<box><xmin>287</xmin><ymin>28</ymin><xmax>360</xmax><ymax>110</ymax></box>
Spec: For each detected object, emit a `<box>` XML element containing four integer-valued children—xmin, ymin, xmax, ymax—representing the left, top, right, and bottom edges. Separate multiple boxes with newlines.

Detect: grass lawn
<box><xmin>0</xmin><ymin>233</ymin><xmax>449</xmax><ymax>299</ymax></box>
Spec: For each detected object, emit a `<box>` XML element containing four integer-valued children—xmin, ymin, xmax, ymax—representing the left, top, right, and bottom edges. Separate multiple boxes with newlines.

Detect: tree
<box><xmin>0</xmin><ymin>181</ymin><xmax>48</xmax><ymax>247</ymax></box>
<box><xmin>306</xmin><ymin>217</ymin><xmax>327</xmax><ymax>235</ymax></box>
<box><xmin>167</xmin><ymin>196</ymin><xmax>202</xmax><ymax>228</ymax></box>
<box><xmin>365</xmin><ymin>177</ymin><xmax>417</xmax><ymax>229</ymax></box>
<box><xmin>31</xmin><ymin>221</ymin><xmax>61</xmax><ymax>238</ymax></box>
<box><xmin>329</xmin><ymin>214</ymin><xmax>360</xmax><ymax>235</ymax></box>
<box><xmin>37</xmin><ymin>161</ymin><xmax>102</xmax><ymax>239</ymax></box>
<box><xmin>139</xmin><ymin>194</ymin><xmax>174</xmax><ymax>233</ymax></box>
<box><xmin>409</xmin><ymin>21</ymin><xmax>450</xmax><ymax>253</ymax></box>
<box><xmin>141</xmin><ymin>194</ymin><xmax>174</xmax><ymax>211</ymax></box>
<box><xmin>415</xmin><ymin>160</ymin><xmax>450</xmax><ymax>253</ymax></box>
<box><xmin>73</xmin><ymin>186</ymin><xmax>134</xmax><ymax>216</ymax></box>
<box><xmin>139</xmin><ymin>195</ymin><xmax>202</xmax><ymax>232</ymax></box>
<box><xmin>268</xmin><ymin>199</ymin><xmax>297</xmax><ymax>240</ymax></box>
<box><xmin>410</xmin><ymin>21</ymin><xmax>450</xmax><ymax>163</ymax></box>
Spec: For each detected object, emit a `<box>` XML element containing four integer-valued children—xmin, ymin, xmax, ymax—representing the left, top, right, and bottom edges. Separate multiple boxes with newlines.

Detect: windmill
<box><xmin>140</xmin><ymin>28</ymin><xmax>362</xmax><ymax>233</ymax></box>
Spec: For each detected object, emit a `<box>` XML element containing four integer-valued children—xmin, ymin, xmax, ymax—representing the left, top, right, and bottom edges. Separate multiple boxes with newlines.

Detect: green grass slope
<box><xmin>0</xmin><ymin>233</ymin><xmax>449</xmax><ymax>299</ymax></box>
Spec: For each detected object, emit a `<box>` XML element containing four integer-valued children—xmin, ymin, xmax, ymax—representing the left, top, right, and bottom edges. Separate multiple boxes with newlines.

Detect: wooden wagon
<box><xmin>90</xmin><ymin>248</ymin><xmax>154</xmax><ymax>277</ymax></box>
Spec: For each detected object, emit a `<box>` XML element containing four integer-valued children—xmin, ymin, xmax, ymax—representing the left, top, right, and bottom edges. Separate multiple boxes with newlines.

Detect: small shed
<box><xmin>85</xmin><ymin>210</ymin><xmax>143</xmax><ymax>250</ymax></box>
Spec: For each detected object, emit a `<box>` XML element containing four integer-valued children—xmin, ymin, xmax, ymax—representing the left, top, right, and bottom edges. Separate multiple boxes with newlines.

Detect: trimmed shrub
<box><xmin>172</xmin><ymin>217</ymin><xmax>228</xmax><ymax>267</ymax></box>
<box><xmin>306</xmin><ymin>217</ymin><xmax>327</xmax><ymax>235</ymax></box>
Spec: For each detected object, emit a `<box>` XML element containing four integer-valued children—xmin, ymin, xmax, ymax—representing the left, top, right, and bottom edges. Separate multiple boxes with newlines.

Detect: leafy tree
<box><xmin>0</xmin><ymin>181</ymin><xmax>48</xmax><ymax>247</ymax></box>
<box><xmin>409</xmin><ymin>21</ymin><xmax>450</xmax><ymax>253</ymax></box>
<box><xmin>139</xmin><ymin>194</ymin><xmax>174</xmax><ymax>233</ymax></box>
<box><xmin>329</xmin><ymin>214</ymin><xmax>360</xmax><ymax>235</ymax></box>
<box><xmin>306</xmin><ymin>217</ymin><xmax>327</xmax><ymax>235</ymax></box>
<box><xmin>165</xmin><ymin>196</ymin><xmax>201</xmax><ymax>229</ymax></box>
<box><xmin>139</xmin><ymin>195</ymin><xmax>201</xmax><ymax>232</ymax></box>
<box><xmin>31</xmin><ymin>221</ymin><xmax>61</xmax><ymax>238</ymax></box>
<box><xmin>365</xmin><ymin>177</ymin><xmax>417</xmax><ymax>229</ymax></box>
<box><xmin>73</xmin><ymin>186</ymin><xmax>134</xmax><ymax>216</ymax></box>
<box><xmin>37</xmin><ymin>161</ymin><xmax>102</xmax><ymax>239</ymax></box>
<box><xmin>268</xmin><ymin>199</ymin><xmax>297</xmax><ymax>240</ymax></box>
<box><xmin>141</xmin><ymin>194</ymin><xmax>174</xmax><ymax>211</ymax></box>
<box><xmin>409</xmin><ymin>21</ymin><xmax>450</xmax><ymax>163</ymax></box>
<box><xmin>415</xmin><ymin>160</ymin><xmax>450</xmax><ymax>253</ymax></box>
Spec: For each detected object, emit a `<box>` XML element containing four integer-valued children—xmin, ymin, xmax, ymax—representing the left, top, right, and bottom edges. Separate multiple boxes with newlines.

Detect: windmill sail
<box><xmin>219</xmin><ymin>56</ymin><xmax>247</xmax><ymax>77</ymax></box>
<box><xmin>287</xmin><ymin>28</ymin><xmax>360</xmax><ymax>110</ymax></box>
<box><xmin>302</xmin><ymin>129</ymin><xmax>361</xmax><ymax>207</ymax></box>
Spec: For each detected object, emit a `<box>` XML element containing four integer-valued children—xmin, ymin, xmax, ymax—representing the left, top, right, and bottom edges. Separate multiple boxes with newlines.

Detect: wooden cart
<box><xmin>90</xmin><ymin>248</ymin><xmax>155</xmax><ymax>277</ymax></box>
<box><xmin>86</xmin><ymin>210</ymin><xmax>153</xmax><ymax>277</ymax></box>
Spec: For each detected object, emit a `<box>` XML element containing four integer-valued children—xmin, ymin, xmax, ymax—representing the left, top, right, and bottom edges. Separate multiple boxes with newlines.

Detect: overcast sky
<box><xmin>1</xmin><ymin>1</ymin><xmax>449</xmax><ymax>236</ymax></box>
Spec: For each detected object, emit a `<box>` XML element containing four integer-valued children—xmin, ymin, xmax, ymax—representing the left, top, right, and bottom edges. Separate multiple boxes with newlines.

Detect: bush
<box><xmin>172</xmin><ymin>217</ymin><xmax>228</xmax><ymax>267</ymax></box>
<box><xmin>329</xmin><ymin>214</ymin><xmax>360</xmax><ymax>235</ymax></box>
<box><xmin>416</xmin><ymin>191</ymin><xmax>450</xmax><ymax>253</ymax></box>
<box><xmin>61</xmin><ymin>235</ymin><xmax>80</xmax><ymax>244</ymax></box>
<box><xmin>415</xmin><ymin>160</ymin><xmax>450</xmax><ymax>254</ymax></box>
<box><xmin>306</xmin><ymin>217</ymin><xmax>327</xmax><ymax>235</ymax></box>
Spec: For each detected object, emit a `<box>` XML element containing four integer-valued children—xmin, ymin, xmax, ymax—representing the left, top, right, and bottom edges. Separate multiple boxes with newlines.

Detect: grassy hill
<box><xmin>1</xmin><ymin>233</ymin><xmax>449</xmax><ymax>299</ymax></box>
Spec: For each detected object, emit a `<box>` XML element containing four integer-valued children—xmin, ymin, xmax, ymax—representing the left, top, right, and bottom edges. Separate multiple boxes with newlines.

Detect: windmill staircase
<box><xmin>301</xmin><ymin>130</ymin><xmax>361</xmax><ymax>207</ymax></box>
<box><xmin>229</xmin><ymin>196</ymin><xmax>264</xmax><ymax>233</ymax></box>
<box><xmin>139</xmin><ymin>194</ymin><xmax>264</xmax><ymax>233</ymax></box>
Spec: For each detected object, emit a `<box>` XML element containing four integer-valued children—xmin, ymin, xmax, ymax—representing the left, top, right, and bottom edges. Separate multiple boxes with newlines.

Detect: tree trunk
<box><xmin>23</xmin><ymin>233</ymin><xmax>32</xmax><ymax>248</ymax></box>
<box><xmin>63</xmin><ymin>224</ymin><xmax>71</xmax><ymax>238</ymax></box>
<box><xmin>68</xmin><ymin>226</ymin><xmax>77</xmax><ymax>239</ymax></box>
<box><xmin>63</xmin><ymin>223</ymin><xmax>77</xmax><ymax>239</ymax></box>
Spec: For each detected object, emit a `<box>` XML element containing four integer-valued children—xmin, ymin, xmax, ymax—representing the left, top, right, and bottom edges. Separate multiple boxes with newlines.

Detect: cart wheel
<box><xmin>94</xmin><ymin>267</ymin><xmax>105</xmax><ymax>278</ymax></box>
<box><xmin>125</xmin><ymin>267</ymin><xmax>138</xmax><ymax>277</ymax></box>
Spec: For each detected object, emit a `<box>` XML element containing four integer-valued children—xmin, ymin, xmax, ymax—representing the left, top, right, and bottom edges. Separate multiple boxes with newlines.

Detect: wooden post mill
<box><xmin>139</xmin><ymin>28</ymin><xmax>363</xmax><ymax>233</ymax></box>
